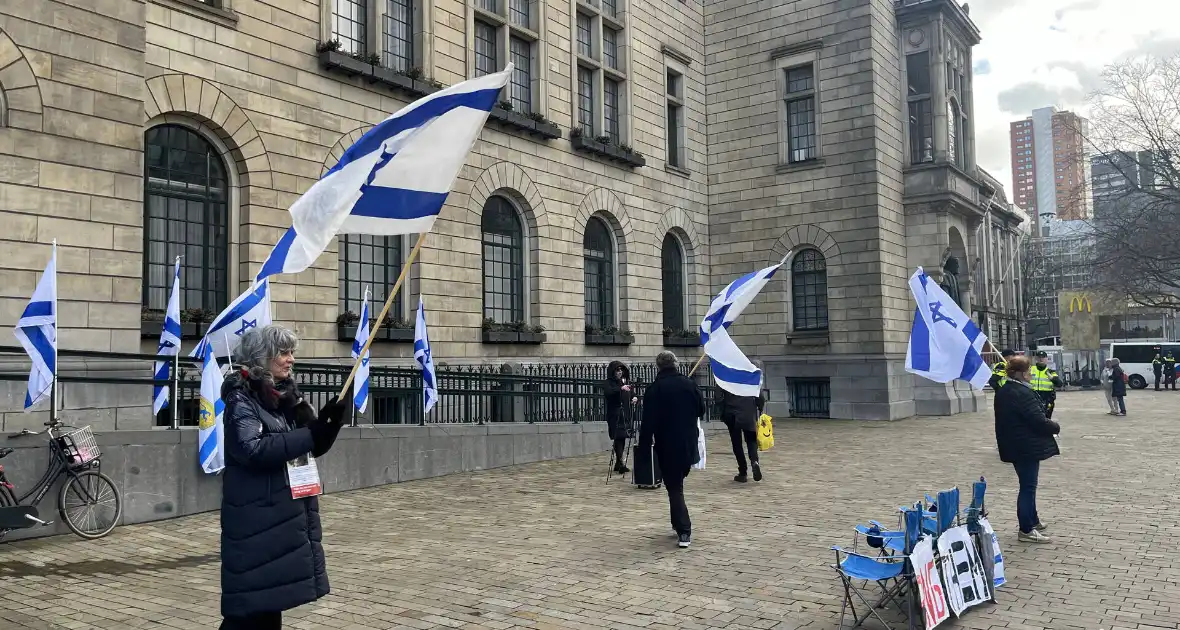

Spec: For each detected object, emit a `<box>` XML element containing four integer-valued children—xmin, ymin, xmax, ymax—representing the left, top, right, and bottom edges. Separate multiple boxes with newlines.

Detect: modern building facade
<box><xmin>1009</xmin><ymin>106</ymin><xmax>1090</xmax><ymax>228</ymax></box>
<box><xmin>0</xmin><ymin>0</ymin><xmax>1021</xmax><ymax>423</ymax></box>
<box><xmin>1091</xmin><ymin>150</ymin><xmax>1159</xmax><ymax>218</ymax></box>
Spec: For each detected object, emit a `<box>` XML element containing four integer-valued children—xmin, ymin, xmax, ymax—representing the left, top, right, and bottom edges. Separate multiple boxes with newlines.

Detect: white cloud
<box><xmin>970</xmin><ymin>0</ymin><xmax>1180</xmax><ymax>199</ymax></box>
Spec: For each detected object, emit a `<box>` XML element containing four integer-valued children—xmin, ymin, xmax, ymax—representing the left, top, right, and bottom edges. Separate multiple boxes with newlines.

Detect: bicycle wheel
<box><xmin>58</xmin><ymin>470</ymin><xmax>122</xmax><ymax>540</ymax></box>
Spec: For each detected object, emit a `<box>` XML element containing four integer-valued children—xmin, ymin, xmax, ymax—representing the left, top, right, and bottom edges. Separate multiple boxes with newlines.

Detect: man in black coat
<box><xmin>640</xmin><ymin>351</ymin><xmax>704</xmax><ymax>548</ymax></box>
<box><xmin>993</xmin><ymin>355</ymin><xmax>1060</xmax><ymax>544</ymax></box>
<box><xmin>717</xmin><ymin>386</ymin><xmax>764</xmax><ymax>482</ymax></box>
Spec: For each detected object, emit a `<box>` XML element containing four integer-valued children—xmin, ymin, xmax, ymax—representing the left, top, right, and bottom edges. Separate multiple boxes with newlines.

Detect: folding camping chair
<box><xmin>832</xmin><ymin>507</ymin><xmax>922</xmax><ymax>630</ymax></box>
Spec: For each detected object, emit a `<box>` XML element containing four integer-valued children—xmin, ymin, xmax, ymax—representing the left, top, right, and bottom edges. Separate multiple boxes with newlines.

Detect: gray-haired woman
<box><xmin>219</xmin><ymin>325</ymin><xmax>347</xmax><ymax>630</ymax></box>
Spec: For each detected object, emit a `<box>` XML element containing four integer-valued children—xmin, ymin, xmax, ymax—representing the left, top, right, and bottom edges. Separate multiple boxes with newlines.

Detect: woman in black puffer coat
<box><xmin>604</xmin><ymin>361</ymin><xmax>636</xmax><ymax>473</ymax></box>
<box><xmin>993</xmin><ymin>355</ymin><xmax>1060</xmax><ymax>544</ymax></box>
<box><xmin>219</xmin><ymin>325</ymin><xmax>347</xmax><ymax>630</ymax></box>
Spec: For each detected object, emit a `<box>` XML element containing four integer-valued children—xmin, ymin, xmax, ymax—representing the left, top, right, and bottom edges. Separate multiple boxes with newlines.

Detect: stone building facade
<box><xmin>0</xmin><ymin>0</ymin><xmax>1020</xmax><ymax>423</ymax></box>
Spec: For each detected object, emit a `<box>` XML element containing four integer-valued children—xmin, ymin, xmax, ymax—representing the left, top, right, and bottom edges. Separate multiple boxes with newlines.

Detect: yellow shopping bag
<box><xmin>756</xmin><ymin>413</ymin><xmax>774</xmax><ymax>451</ymax></box>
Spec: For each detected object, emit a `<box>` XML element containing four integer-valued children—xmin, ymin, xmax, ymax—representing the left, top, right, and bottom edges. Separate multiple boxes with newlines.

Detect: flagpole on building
<box><xmin>336</xmin><ymin>232</ymin><xmax>427</xmax><ymax>400</ymax></box>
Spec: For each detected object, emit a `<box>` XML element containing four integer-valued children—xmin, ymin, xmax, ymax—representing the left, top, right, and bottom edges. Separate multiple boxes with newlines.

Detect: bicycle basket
<box><xmin>59</xmin><ymin>426</ymin><xmax>101</xmax><ymax>468</ymax></box>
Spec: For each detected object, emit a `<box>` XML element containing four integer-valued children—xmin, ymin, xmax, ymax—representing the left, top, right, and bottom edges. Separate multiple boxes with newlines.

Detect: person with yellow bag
<box><xmin>717</xmin><ymin>385</ymin><xmax>766</xmax><ymax>482</ymax></box>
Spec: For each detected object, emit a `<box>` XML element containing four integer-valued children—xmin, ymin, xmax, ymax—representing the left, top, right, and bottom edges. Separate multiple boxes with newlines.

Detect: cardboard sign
<box><xmin>937</xmin><ymin>526</ymin><xmax>991</xmax><ymax>616</ymax></box>
<box><xmin>286</xmin><ymin>453</ymin><xmax>323</xmax><ymax>499</ymax></box>
<box><xmin>909</xmin><ymin>536</ymin><xmax>950</xmax><ymax>629</ymax></box>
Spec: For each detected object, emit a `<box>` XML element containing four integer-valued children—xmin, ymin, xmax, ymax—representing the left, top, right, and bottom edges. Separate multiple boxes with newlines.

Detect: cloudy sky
<box><xmin>969</xmin><ymin>0</ymin><xmax>1180</xmax><ymax>195</ymax></box>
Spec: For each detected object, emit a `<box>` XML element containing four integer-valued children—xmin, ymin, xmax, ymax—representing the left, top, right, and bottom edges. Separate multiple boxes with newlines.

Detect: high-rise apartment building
<box><xmin>1092</xmin><ymin>150</ymin><xmax>1160</xmax><ymax>218</ymax></box>
<box><xmin>1009</xmin><ymin>107</ymin><xmax>1091</xmax><ymax>229</ymax></box>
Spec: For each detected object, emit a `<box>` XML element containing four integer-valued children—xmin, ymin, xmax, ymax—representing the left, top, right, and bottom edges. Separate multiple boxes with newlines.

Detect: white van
<box><xmin>1109</xmin><ymin>341</ymin><xmax>1180</xmax><ymax>389</ymax></box>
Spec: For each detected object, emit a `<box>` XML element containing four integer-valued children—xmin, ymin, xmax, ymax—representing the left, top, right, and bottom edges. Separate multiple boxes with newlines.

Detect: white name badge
<box><xmin>286</xmin><ymin>453</ymin><xmax>323</xmax><ymax>499</ymax></box>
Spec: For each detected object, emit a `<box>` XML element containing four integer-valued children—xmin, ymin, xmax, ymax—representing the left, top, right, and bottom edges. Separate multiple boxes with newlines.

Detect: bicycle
<box><xmin>0</xmin><ymin>420</ymin><xmax>123</xmax><ymax>540</ymax></box>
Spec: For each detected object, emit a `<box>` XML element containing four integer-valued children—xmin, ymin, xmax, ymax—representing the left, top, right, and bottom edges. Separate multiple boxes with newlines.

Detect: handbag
<box><xmin>756</xmin><ymin>413</ymin><xmax>774</xmax><ymax>451</ymax></box>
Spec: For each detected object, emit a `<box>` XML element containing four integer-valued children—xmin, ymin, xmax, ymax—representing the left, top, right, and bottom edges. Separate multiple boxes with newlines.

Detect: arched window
<box><xmin>481</xmin><ymin>196</ymin><xmax>525</xmax><ymax>324</ymax></box>
<box><xmin>583</xmin><ymin>217</ymin><xmax>615</xmax><ymax>330</ymax></box>
<box><xmin>143</xmin><ymin>124</ymin><xmax>229</xmax><ymax>313</ymax></box>
<box><xmin>661</xmin><ymin>233</ymin><xmax>685</xmax><ymax>331</ymax></box>
<box><xmin>339</xmin><ymin>234</ymin><xmax>402</xmax><ymax>317</ymax></box>
<box><xmin>791</xmin><ymin>249</ymin><xmax>828</xmax><ymax>331</ymax></box>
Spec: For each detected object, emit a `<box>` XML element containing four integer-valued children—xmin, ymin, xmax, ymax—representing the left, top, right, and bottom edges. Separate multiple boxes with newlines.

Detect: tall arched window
<box><xmin>583</xmin><ymin>217</ymin><xmax>615</xmax><ymax>330</ymax></box>
<box><xmin>339</xmin><ymin>234</ymin><xmax>402</xmax><ymax>317</ymax></box>
<box><xmin>481</xmin><ymin>195</ymin><xmax>525</xmax><ymax>323</ymax></box>
<box><xmin>143</xmin><ymin>124</ymin><xmax>229</xmax><ymax>313</ymax></box>
<box><xmin>791</xmin><ymin>249</ymin><xmax>828</xmax><ymax>331</ymax></box>
<box><xmin>661</xmin><ymin>233</ymin><xmax>685</xmax><ymax>331</ymax></box>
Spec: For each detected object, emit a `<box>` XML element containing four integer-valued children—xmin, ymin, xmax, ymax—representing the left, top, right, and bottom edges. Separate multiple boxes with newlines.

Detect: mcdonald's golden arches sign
<box><xmin>1068</xmin><ymin>294</ymin><xmax>1093</xmax><ymax>314</ymax></box>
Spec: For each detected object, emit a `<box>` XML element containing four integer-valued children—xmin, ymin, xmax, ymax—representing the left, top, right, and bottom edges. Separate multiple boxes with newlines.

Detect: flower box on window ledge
<box><xmin>488</xmin><ymin>103</ymin><xmax>562</xmax><ymax>140</ymax></box>
<box><xmin>140</xmin><ymin>308</ymin><xmax>213</xmax><ymax>341</ymax></box>
<box><xmin>662</xmin><ymin>329</ymin><xmax>701</xmax><ymax>347</ymax></box>
<box><xmin>316</xmin><ymin>43</ymin><xmax>440</xmax><ymax>98</ymax></box>
<box><xmin>336</xmin><ymin>313</ymin><xmax>415</xmax><ymax>343</ymax></box>
<box><xmin>569</xmin><ymin>130</ymin><xmax>646</xmax><ymax>168</ymax></box>
<box><xmin>585</xmin><ymin>326</ymin><xmax>635</xmax><ymax>346</ymax></box>
<box><xmin>482</xmin><ymin>319</ymin><xmax>546</xmax><ymax>344</ymax></box>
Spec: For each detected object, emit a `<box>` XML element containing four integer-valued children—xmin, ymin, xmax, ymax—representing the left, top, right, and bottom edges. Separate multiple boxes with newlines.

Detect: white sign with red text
<box><xmin>909</xmin><ymin>536</ymin><xmax>950</xmax><ymax>629</ymax></box>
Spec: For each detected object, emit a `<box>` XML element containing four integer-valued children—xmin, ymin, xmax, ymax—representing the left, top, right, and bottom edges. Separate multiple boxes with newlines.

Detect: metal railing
<box><xmin>0</xmin><ymin>346</ymin><xmax>718</xmax><ymax>429</ymax></box>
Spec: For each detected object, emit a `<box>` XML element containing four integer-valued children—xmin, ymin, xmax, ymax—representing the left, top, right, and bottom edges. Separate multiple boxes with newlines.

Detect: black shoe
<box><xmin>615</xmin><ymin>464</ymin><xmax>630</xmax><ymax>473</ymax></box>
<box><xmin>734</xmin><ymin>473</ymin><xmax>748</xmax><ymax>483</ymax></box>
<box><xmin>677</xmin><ymin>533</ymin><xmax>691</xmax><ymax>548</ymax></box>
<box><xmin>752</xmin><ymin>462</ymin><xmax>763</xmax><ymax>482</ymax></box>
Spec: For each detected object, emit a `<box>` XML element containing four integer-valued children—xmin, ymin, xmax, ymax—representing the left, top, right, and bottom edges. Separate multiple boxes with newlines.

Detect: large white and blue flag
<box><xmin>190</xmin><ymin>280</ymin><xmax>272</xmax><ymax>360</ymax></box>
<box><xmin>14</xmin><ymin>244</ymin><xmax>57</xmax><ymax>410</ymax></box>
<box><xmin>905</xmin><ymin>268</ymin><xmax>991</xmax><ymax>390</ymax></box>
<box><xmin>256</xmin><ymin>66</ymin><xmax>515</xmax><ymax>283</ymax></box>
<box><xmin>414</xmin><ymin>298</ymin><xmax>438</xmax><ymax>414</ymax></box>
<box><xmin>152</xmin><ymin>257</ymin><xmax>183</xmax><ymax>416</ymax></box>
<box><xmin>700</xmin><ymin>258</ymin><xmax>785</xmax><ymax>397</ymax></box>
<box><xmin>351</xmin><ymin>290</ymin><xmax>371</xmax><ymax>414</ymax></box>
<box><xmin>198</xmin><ymin>344</ymin><xmax>226</xmax><ymax>474</ymax></box>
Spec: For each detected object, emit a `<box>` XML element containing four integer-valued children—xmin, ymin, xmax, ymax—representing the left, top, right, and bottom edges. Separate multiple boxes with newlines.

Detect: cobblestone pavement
<box><xmin>1</xmin><ymin>389</ymin><xmax>1178</xmax><ymax>630</ymax></box>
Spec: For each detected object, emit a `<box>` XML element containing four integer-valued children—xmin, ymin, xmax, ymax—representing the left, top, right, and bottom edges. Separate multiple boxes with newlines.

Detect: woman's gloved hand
<box><xmin>308</xmin><ymin>398</ymin><xmax>348</xmax><ymax>456</ymax></box>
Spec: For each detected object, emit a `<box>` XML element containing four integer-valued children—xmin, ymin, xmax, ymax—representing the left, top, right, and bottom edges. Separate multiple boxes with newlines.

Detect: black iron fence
<box><xmin>0</xmin><ymin>346</ymin><xmax>718</xmax><ymax>428</ymax></box>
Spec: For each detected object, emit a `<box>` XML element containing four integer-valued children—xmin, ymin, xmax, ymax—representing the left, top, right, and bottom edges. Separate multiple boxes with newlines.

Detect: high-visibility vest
<box><xmin>992</xmin><ymin>361</ymin><xmax>1007</xmax><ymax>378</ymax></box>
<box><xmin>1030</xmin><ymin>365</ymin><xmax>1056</xmax><ymax>392</ymax></box>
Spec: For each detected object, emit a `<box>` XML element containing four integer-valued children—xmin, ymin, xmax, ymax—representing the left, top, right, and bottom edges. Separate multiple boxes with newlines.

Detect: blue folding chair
<box><xmin>833</xmin><ymin>508</ymin><xmax>922</xmax><ymax>629</ymax></box>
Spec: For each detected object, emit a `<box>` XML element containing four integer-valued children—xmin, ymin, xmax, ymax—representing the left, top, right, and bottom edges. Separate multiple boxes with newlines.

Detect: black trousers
<box><xmin>221</xmin><ymin>612</ymin><xmax>282</xmax><ymax>630</ymax></box>
<box><xmin>1155</xmin><ymin>371</ymin><xmax>1162</xmax><ymax>390</ymax></box>
<box><xmin>612</xmin><ymin>437</ymin><xmax>626</xmax><ymax>468</ymax></box>
<box><xmin>664</xmin><ymin>468</ymin><xmax>691</xmax><ymax>535</ymax></box>
<box><xmin>725</xmin><ymin>420</ymin><xmax>759</xmax><ymax>474</ymax></box>
<box><xmin>1168</xmin><ymin>369</ymin><xmax>1177</xmax><ymax>389</ymax></box>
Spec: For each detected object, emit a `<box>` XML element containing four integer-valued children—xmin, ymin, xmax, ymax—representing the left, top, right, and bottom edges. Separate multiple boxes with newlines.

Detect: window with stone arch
<box><xmin>481</xmin><ymin>195</ymin><xmax>525</xmax><ymax>324</ymax></box>
<box><xmin>791</xmin><ymin>248</ymin><xmax>828</xmax><ymax>331</ymax></box>
<box><xmin>143</xmin><ymin>124</ymin><xmax>230</xmax><ymax>314</ymax></box>
<box><xmin>661</xmin><ymin>232</ymin><xmax>686</xmax><ymax>331</ymax></box>
<box><xmin>583</xmin><ymin>216</ymin><xmax>615</xmax><ymax>330</ymax></box>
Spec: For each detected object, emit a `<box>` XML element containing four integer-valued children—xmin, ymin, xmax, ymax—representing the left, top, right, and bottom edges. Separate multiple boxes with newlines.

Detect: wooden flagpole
<box><xmin>687</xmin><ymin>353</ymin><xmax>707</xmax><ymax>378</ymax></box>
<box><xmin>336</xmin><ymin>232</ymin><xmax>427</xmax><ymax>400</ymax></box>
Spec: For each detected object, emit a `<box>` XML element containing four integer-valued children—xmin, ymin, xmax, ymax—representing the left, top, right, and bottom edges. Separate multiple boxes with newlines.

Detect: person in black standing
<box><xmin>1152</xmin><ymin>351</ymin><xmax>1163</xmax><ymax>391</ymax></box>
<box><xmin>717</xmin><ymin>385</ymin><xmax>765</xmax><ymax>482</ymax></box>
<box><xmin>993</xmin><ymin>355</ymin><xmax>1060</xmax><ymax>544</ymax></box>
<box><xmin>640</xmin><ymin>351</ymin><xmax>704</xmax><ymax>548</ymax></box>
<box><xmin>604</xmin><ymin>361</ymin><xmax>636</xmax><ymax>474</ymax></box>
<box><xmin>1166</xmin><ymin>351</ymin><xmax>1177</xmax><ymax>390</ymax></box>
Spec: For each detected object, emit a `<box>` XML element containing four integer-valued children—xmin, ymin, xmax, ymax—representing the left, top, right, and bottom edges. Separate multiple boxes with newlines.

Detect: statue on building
<box><xmin>940</xmin><ymin>255</ymin><xmax>963</xmax><ymax>307</ymax></box>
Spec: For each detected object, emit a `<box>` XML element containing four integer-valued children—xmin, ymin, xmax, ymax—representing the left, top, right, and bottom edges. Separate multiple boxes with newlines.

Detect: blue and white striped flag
<box><xmin>414</xmin><ymin>298</ymin><xmax>438</xmax><ymax>414</ymax></box>
<box><xmin>190</xmin><ymin>280</ymin><xmax>272</xmax><ymax>360</ymax></box>
<box><xmin>905</xmin><ymin>268</ymin><xmax>991</xmax><ymax>390</ymax></box>
<box><xmin>351</xmin><ymin>290</ymin><xmax>371</xmax><ymax>415</ymax></box>
<box><xmin>700</xmin><ymin>258</ymin><xmax>785</xmax><ymax>397</ymax></box>
<box><xmin>14</xmin><ymin>244</ymin><xmax>57</xmax><ymax>410</ymax></box>
<box><xmin>152</xmin><ymin>258</ymin><xmax>182</xmax><ymax>416</ymax></box>
<box><xmin>256</xmin><ymin>66</ymin><xmax>515</xmax><ymax>283</ymax></box>
<box><xmin>198</xmin><ymin>344</ymin><xmax>225</xmax><ymax>474</ymax></box>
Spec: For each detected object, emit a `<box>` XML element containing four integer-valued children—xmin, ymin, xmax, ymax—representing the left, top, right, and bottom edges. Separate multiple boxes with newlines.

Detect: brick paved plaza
<box><xmin>1</xmin><ymin>390</ymin><xmax>1176</xmax><ymax>630</ymax></box>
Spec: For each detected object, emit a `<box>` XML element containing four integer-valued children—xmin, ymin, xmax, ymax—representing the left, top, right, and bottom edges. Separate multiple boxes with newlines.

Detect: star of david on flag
<box><xmin>152</xmin><ymin>258</ymin><xmax>183</xmax><ymax>416</ymax></box>
<box><xmin>414</xmin><ymin>298</ymin><xmax>438</xmax><ymax>415</ymax></box>
<box><xmin>905</xmin><ymin>268</ymin><xmax>991</xmax><ymax>390</ymax></box>
<box><xmin>191</xmin><ymin>279</ymin><xmax>273</xmax><ymax>360</ymax></box>
<box><xmin>699</xmin><ymin>256</ymin><xmax>786</xmax><ymax>397</ymax></box>
<box><xmin>351</xmin><ymin>290</ymin><xmax>371</xmax><ymax>415</ymax></box>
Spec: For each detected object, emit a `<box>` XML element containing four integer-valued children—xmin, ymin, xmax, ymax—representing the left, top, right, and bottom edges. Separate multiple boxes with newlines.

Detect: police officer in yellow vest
<box><xmin>990</xmin><ymin>349</ymin><xmax>1016</xmax><ymax>389</ymax></box>
<box><xmin>1030</xmin><ymin>350</ymin><xmax>1064</xmax><ymax>419</ymax></box>
<box><xmin>1166</xmin><ymin>351</ymin><xmax>1177</xmax><ymax>390</ymax></box>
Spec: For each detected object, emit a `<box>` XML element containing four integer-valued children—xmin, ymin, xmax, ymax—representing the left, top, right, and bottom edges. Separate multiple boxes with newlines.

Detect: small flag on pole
<box><xmin>198</xmin><ymin>345</ymin><xmax>226</xmax><ymax>474</ymax></box>
<box><xmin>351</xmin><ymin>290</ymin><xmax>371</xmax><ymax>414</ymax></box>
<box><xmin>905</xmin><ymin>268</ymin><xmax>991</xmax><ymax>390</ymax></box>
<box><xmin>699</xmin><ymin>259</ymin><xmax>784</xmax><ymax>397</ymax></box>
<box><xmin>153</xmin><ymin>257</ymin><xmax>182</xmax><ymax>415</ymax></box>
<box><xmin>414</xmin><ymin>298</ymin><xmax>438</xmax><ymax>414</ymax></box>
<box><xmin>256</xmin><ymin>66</ymin><xmax>515</xmax><ymax>283</ymax></box>
<box><xmin>191</xmin><ymin>280</ymin><xmax>272</xmax><ymax>360</ymax></box>
<box><xmin>14</xmin><ymin>243</ymin><xmax>57</xmax><ymax>410</ymax></box>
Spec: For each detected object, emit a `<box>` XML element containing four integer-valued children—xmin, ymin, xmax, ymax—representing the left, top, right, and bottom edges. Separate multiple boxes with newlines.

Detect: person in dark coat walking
<box><xmin>717</xmin><ymin>386</ymin><xmax>765</xmax><ymax>482</ymax></box>
<box><xmin>640</xmin><ymin>351</ymin><xmax>703</xmax><ymax>548</ymax></box>
<box><xmin>1110</xmin><ymin>358</ymin><xmax>1127</xmax><ymax>416</ymax></box>
<box><xmin>993</xmin><ymin>355</ymin><xmax>1060</xmax><ymax>544</ymax></box>
<box><xmin>604</xmin><ymin>360</ymin><xmax>637</xmax><ymax>473</ymax></box>
<box><xmin>220</xmin><ymin>325</ymin><xmax>347</xmax><ymax>630</ymax></box>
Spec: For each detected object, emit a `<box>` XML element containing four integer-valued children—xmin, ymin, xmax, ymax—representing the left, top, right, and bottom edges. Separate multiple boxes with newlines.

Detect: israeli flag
<box><xmin>256</xmin><ymin>66</ymin><xmax>515</xmax><ymax>283</ymax></box>
<box><xmin>190</xmin><ymin>280</ymin><xmax>272</xmax><ymax>360</ymax></box>
<box><xmin>905</xmin><ymin>268</ymin><xmax>991</xmax><ymax>390</ymax></box>
<box><xmin>152</xmin><ymin>258</ymin><xmax>183</xmax><ymax>415</ymax></box>
<box><xmin>198</xmin><ymin>345</ymin><xmax>225</xmax><ymax>474</ymax></box>
<box><xmin>13</xmin><ymin>244</ymin><xmax>57</xmax><ymax>410</ymax></box>
<box><xmin>414</xmin><ymin>298</ymin><xmax>438</xmax><ymax>415</ymax></box>
<box><xmin>351</xmin><ymin>291</ymin><xmax>371</xmax><ymax>415</ymax></box>
<box><xmin>700</xmin><ymin>259</ymin><xmax>784</xmax><ymax>397</ymax></box>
